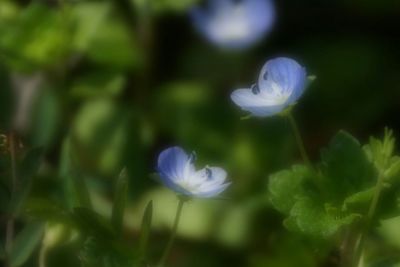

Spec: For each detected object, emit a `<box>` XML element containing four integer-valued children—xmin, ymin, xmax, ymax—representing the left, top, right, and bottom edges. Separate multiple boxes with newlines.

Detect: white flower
<box><xmin>157</xmin><ymin>146</ymin><xmax>230</xmax><ymax>198</ymax></box>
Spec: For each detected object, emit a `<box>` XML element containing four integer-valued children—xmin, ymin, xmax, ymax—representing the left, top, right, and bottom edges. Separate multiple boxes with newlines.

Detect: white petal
<box><xmin>196</xmin><ymin>183</ymin><xmax>231</xmax><ymax>198</ymax></box>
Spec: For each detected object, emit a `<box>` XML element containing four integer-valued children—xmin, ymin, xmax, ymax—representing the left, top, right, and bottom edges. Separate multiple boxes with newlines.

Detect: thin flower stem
<box><xmin>158</xmin><ymin>198</ymin><xmax>185</xmax><ymax>267</ymax></box>
<box><xmin>5</xmin><ymin>132</ymin><xmax>18</xmax><ymax>267</ymax></box>
<box><xmin>353</xmin><ymin>173</ymin><xmax>385</xmax><ymax>267</ymax></box>
<box><xmin>287</xmin><ymin>112</ymin><xmax>312</xmax><ymax>168</ymax></box>
<box><xmin>38</xmin><ymin>244</ymin><xmax>48</xmax><ymax>267</ymax></box>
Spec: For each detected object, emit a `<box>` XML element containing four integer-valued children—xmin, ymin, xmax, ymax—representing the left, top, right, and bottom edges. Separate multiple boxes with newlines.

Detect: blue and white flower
<box><xmin>191</xmin><ymin>0</ymin><xmax>275</xmax><ymax>50</ymax></box>
<box><xmin>231</xmin><ymin>57</ymin><xmax>307</xmax><ymax>117</ymax></box>
<box><xmin>157</xmin><ymin>146</ymin><xmax>230</xmax><ymax>198</ymax></box>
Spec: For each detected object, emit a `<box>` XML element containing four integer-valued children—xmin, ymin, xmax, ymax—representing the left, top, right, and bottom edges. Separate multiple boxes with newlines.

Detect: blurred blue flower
<box><xmin>157</xmin><ymin>146</ymin><xmax>230</xmax><ymax>198</ymax></box>
<box><xmin>191</xmin><ymin>0</ymin><xmax>275</xmax><ymax>50</ymax></box>
<box><xmin>231</xmin><ymin>57</ymin><xmax>307</xmax><ymax>117</ymax></box>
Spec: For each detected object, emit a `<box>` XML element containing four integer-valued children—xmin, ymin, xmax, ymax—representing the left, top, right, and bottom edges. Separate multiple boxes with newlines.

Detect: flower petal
<box><xmin>196</xmin><ymin>183</ymin><xmax>231</xmax><ymax>198</ymax></box>
<box><xmin>231</xmin><ymin>88</ymin><xmax>286</xmax><ymax>117</ymax></box>
<box><xmin>209</xmin><ymin>0</ymin><xmax>232</xmax><ymax>14</ymax></box>
<box><xmin>190</xmin><ymin>0</ymin><xmax>275</xmax><ymax>50</ymax></box>
<box><xmin>205</xmin><ymin>167</ymin><xmax>227</xmax><ymax>183</ymax></box>
<box><xmin>190</xmin><ymin>7</ymin><xmax>210</xmax><ymax>37</ymax></box>
<box><xmin>231</xmin><ymin>88</ymin><xmax>268</xmax><ymax>107</ymax></box>
<box><xmin>258</xmin><ymin>57</ymin><xmax>307</xmax><ymax>104</ymax></box>
<box><xmin>194</xmin><ymin>167</ymin><xmax>230</xmax><ymax>197</ymax></box>
<box><xmin>157</xmin><ymin>147</ymin><xmax>195</xmax><ymax>183</ymax></box>
<box><xmin>244</xmin><ymin>0</ymin><xmax>275</xmax><ymax>36</ymax></box>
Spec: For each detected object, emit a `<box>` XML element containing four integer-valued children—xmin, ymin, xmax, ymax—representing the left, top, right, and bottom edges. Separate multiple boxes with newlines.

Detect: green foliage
<box><xmin>28</xmin><ymin>87</ymin><xmax>61</xmax><ymax>147</ymax></box>
<box><xmin>287</xmin><ymin>197</ymin><xmax>360</xmax><ymax>237</ymax></box>
<box><xmin>10</xmin><ymin>222</ymin><xmax>44</xmax><ymax>267</ymax></box>
<box><xmin>0</xmin><ymin>3</ymin><xmax>71</xmax><ymax>71</ymax></box>
<box><xmin>134</xmin><ymin>0</ymin><xmax>200</xmax><ymax>13</ymax></box>
<box><xmin>79</xmin><ymin>236</ymin><xmax>134</xmax><ymax>267</ymax></box>
<box><xmin>364</xmin><ymin>129</ymin><xmax>400</xmax><ymax>183</ymax></box>
<box><xmin>72</xmin><ymin>99</ymin><xmax>131</xmax><ymax>176</ymax></box>
<box><xmin>9</xmin><ymin>147</ymin><xmax>44</xmax><ymax>216</ymax></box>
<box><xmin>71</xmin><ymin>0</ymin><xmax>140</xmax><ymax>70</ymax></box>
<box><xmin>379</xmin><ymin>216</ymin><xmax>400</xmax><ymax>249</ymax></box>
<box><xmin>269</xmin><ymin>165</ymin><xmax>310</xmax><ymax>214</ymax></box>
<box><xmin>73</xmin><ymin>206</ymin><xmax>138</xmax><ymax>267</ymax></box>
<box><xmin>71</xmin><ymin>172</ymin><xmax>93</xmax><ymax>209</ymax></box>
<box><xmin>112</xmin><ymin>168</ymin><xmax>129</xmax><ymax>235</ymax></box>
<box><xmin>73</xmin><ymin>208</ymin><xmax>115</xmax><ymax>240</ymax></box>
<box><xmin>70</xmin><ymin>2</ymin><xmax>111</xmax><ymax>52</ymax></box>
<box><xmin>342</xmin><ymin>187</ymin><xmax>375</xmax><ymax>211</ymax></box>
<box><xmin>69</xmin><ymin>72</ymin><xmax>126</xmax><ymax>99</ymax></box>
<box><xmin>84</xmin><ymin>18</ymin><xmax>139</xmax><ymax>69</ymax></box>
<box><xmin>321</xmin><ymin>131</ymin><xmax>376</xmax><ymax>202</ymax></box>
<box><xmin>138</xmin><ymin>200</ymin><xmax>153</xmax><ymax>262</ymax></box>
<box><xmin>60</xmin><ymin>136</ymin><xmax>93</xmax><ymax>210</ymax></box>
<box><xmin>269</xmin><ymin>131</ymin><xmax>378</xmax><ymax>238</ymax></box>
<box><xmin>364</xmin><ymin>129</ymin><xmax>395</xmax><ymax>171</ymax></box>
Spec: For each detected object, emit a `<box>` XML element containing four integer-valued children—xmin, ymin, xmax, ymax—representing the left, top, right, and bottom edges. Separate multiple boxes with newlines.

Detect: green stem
<box><xmin>5</xmin><ymin>132</ymin><xmax>18</xmax><ymax>267</ymax></box>
<box><xmin>38</xmin><ymin>244</ymin><xmax>48</xmax><ymax>267</ymax></box>
<box><xmin>287</xmin><ymin>112</ymin><xmax>312</xmax><ymax>168</ymax></box>
<box><xmin>353</xmin><ymin>173</ymin><xmax>385</xmax><ymax>267</ymax></box>
<box><xmin>158</xmin><ymin>198</ymin><xmax>185</xmax><ymax>267</ymax></box>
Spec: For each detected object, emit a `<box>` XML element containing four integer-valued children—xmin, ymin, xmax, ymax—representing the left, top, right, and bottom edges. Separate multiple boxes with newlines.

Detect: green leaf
<box><xmin>111</xmin><ymin>168</ymin><xmax>129</xmax><ymax>235</ymax></box>
<box><xmin>379</xmin><ymin>216</ymin><xmax>400</xmax><ymax>249</ymax></box>
<box><xmin>85</xmin><ymin>19</ymin><xmax>139</xmax><ymax>70</ymax></box>
<box><xmin>369</xmin><ymin>258</ymin><xmax>400</xmax><ymax>267</ymax></box>
<box><xmin>269</xmin><ymin>131</ymin><xmax>374</xmax><ymax>238</ymax></box>
<box><xmin>306</xmin><ymin>75</ymin><xmax>317</xmax><ymax>88</ymax></box>
<box><xmin>42</xmin><ymin>223</ymin><xmax>71</xmax><ymax>249</ymax></box>
<box><xmin>71</xmin><ymin>172</ymin><xmax>93</xmax><ymax>209</ymax></box>
<box><xmin>282</xmin><ymin>216</ymin><xmax>302</xmax><ymax>233</ymax></box>
<box><xmin>290</xmin><ymin>198</ymin><xmax>360</xmax><ymax>238</ymax></box>
<box><xmin>342</xmin><ymin>187</ymin><xmax>375</xmax><ymax>212</ymax></box>
<box><xmin>19</xmin><ymin>147</ymin><xmax>44</xmax><ymax>180</ymax></box>
<box><xmin>0</xmin><ymin>3</ymin><xmax>71</xmax><ymax>71</ymax></box>
<box><xmin>29</xmin><ymin>87</ymin><xmax>61</xmax><ymax>147</ymax></box>
<box><xmin>72</xmin><ymin>99</ymin><xmax>130</xmax><ymax>176</ymax></box>
<box><xmin>364</xmin><ymin>128</ymin><xmax>396</xmax><ymax>173</ymax></box>
<box><xmin>25</xmin><ymin>198</ymin><xmax>72</xmax><ymax>225</ymax></box>
<box><xmin>79</xmin><ymin>236</ymin><xmax>134</xmax><ymax>267</ymax></box>
<box><xmin>59</xmin><ymin>136</ymin><xmax>94</xmax><ymax>211</ymax></box>
<box><xmin>269</xmin><ymin>165</ymin><xmax>312</xmax><ymax>214</ymax></box>
<box><xmin>73</xmin><ymin>207</ymin><xmax>115</xmax><ymax>239</ymax></box>
<box><xmin>321</xmin><ymin>131</ymin><xmax>376</xmax><ymax>202</ymax></box>
<box><xmin>59</xmin><ymin>136</ymin><xmax>76</xmax><ymax>210</ymax></box>
<box><xmin>62</xmin><ymin>136</ymin><xmax>92</xmax><ymax>210</ymax></box>
<box><xmin>69</xmin><ymin>72</ymin><xmax>126</xmax><ymax>99</ymax></box>
<box><xmin>71</xmin><ymin>2</ymin><xmax>110</xmax><ymax>51</ymax></box>
<box><xmin>384</xmin><ymin>156</ymin><xmax>400</xmax><ymax>181</ymax></box>
<box><xmin>9</xmin><ymin>147</ymin><xmax>43</xmax><ymax>215</ymax></box>
<box><xmin>10</xmin><ymin>222</ymin><xmax>44</xmax><ymax>267</ymax></box>
<box><xmin>138</xmin><ymin>200</ymin><xmax>153</xmax><ymax>261</ymax></box>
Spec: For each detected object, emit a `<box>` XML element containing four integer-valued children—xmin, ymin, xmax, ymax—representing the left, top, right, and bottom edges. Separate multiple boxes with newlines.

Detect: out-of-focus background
<box><xmin>1</xmin><ymin>0</ymin><xmax>400</xmax><ymax>266</ymax></box>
